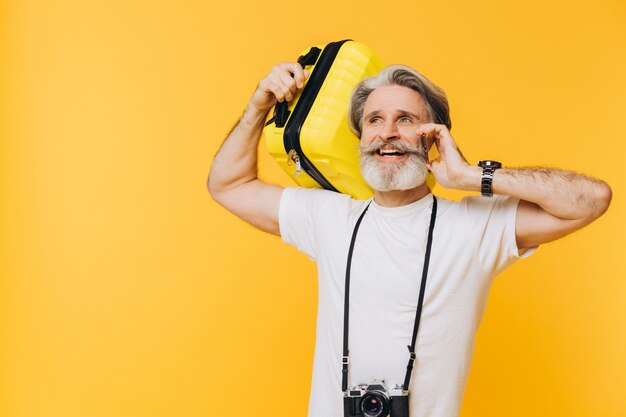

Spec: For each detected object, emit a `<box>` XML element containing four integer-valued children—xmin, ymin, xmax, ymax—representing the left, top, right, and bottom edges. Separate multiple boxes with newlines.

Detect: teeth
<box><xmin>378</xmin><ymin>149</ymin><xmax>404</xmax><ymax>155</ymax></box>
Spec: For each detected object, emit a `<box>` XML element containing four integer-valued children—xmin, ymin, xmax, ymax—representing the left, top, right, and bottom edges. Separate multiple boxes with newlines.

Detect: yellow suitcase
<box><xmin>263</xmin><ymin>40</ymin><xmax>385</xmax><ymax>200</ymax></box>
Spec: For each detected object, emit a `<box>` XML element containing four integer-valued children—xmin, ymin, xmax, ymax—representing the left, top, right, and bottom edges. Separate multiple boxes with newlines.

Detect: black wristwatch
<box><xmin>478</xmin><ymin>160</ymin><xmax>502</xmax><ymax>197</ymax></box>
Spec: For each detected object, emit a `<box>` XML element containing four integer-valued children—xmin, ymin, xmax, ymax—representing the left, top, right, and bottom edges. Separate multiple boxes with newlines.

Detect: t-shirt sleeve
<box><xmin>460</xmin><ymin>195</ymin><xmax>536</xmax><ymax>275</ymax></box>
<box><xmin>279</xmin><ymin>187</ymin><xmax>340</xmax><ymax>262</ymax></box>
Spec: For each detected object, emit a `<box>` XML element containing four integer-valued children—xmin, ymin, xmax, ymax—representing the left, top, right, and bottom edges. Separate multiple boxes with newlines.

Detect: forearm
<box><xmin>420</xmin><ymin>123</ymin><xmax>611</xmax><ymax>245</ymax></box>
<box><xmin>205</xmin><ymin>62</ymin><xmax>307</xmax><ymax>235</ymax></box>
<box><xmin>458</xmin><ymin>165</ymin><xmax>612</xmax><ymax>221</ymax></box>
<box><xmin>207</xmin><ymin>104</ymin><xmax>268</xmax><ymax>195</ymax></box>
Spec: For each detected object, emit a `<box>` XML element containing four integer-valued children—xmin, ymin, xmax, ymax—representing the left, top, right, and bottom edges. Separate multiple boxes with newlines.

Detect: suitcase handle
<box><xmin>273</xmin><ymin>47</ymin><xmax>322</xmax><ymax>127</ymax></box>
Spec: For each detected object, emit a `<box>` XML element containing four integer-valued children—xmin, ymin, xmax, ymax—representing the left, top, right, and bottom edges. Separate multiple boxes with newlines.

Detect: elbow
<box><xmin>590</xmin><ymin>180</ymin><xmax>612</xmax><ymax>219</ymax></box>
<box><xmin>597</xmin><ymin>180</ymin><xmax>612</xmax><ymax>213</ymax></box>
<box><xmin>206</xmin><ymin>172</ymin><xmax>223</xmax><ymax>202</ymax></box>
<box><xmin>206</xmin><ymin>171</ymin><xmax>244</xmax><ymax>206</ymax></box>
<box><xmin>206</xmin><ymin>173</ymin><xmax>214</xmax><ymax>196</ymax></box>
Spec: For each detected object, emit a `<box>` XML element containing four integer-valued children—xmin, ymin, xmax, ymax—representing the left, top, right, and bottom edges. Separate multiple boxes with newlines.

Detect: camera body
<box><xmin>343</xmin><ymin>380</ymin><xmax>409</xmax><ymax>417</ymax></box>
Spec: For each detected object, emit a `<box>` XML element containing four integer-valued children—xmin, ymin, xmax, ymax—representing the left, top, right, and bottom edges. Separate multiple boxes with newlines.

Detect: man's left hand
<box><xmin>416</xmin><ymin>123</ymin><xmax>481</xmax><ymax>191</ymax></box>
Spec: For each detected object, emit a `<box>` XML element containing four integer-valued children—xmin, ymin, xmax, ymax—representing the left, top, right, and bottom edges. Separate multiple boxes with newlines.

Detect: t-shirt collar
<box><xmin>369</xmin><ymin>192</ymin><xmax>434</xmax><ymax>218</ymax></box>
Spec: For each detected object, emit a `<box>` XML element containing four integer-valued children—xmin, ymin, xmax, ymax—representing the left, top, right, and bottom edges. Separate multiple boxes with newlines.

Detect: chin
<box><xmin>360</xmin><ymin>155</ymin><xmax>428</xmax><ymax>192</ymax></box>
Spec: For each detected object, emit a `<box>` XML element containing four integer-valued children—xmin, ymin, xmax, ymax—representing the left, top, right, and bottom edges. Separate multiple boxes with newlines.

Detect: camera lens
<box><xmin>360</xmin><ymin>392</ymin><xmax>388</xmax><ymax>417</ymax></box>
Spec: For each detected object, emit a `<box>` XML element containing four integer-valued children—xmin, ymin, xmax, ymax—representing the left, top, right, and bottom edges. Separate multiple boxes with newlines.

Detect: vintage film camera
<box><xmin>343</xmin><ymin>380</ymin><xmax>409</xmax><ymax>417</ymax></box>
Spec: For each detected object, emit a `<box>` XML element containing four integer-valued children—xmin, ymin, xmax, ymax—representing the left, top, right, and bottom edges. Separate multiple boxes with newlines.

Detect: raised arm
<box><xmin>416</xmin><ymin>123</ymin><xmax>612</xmax><ymax>250</ymax></box>
<box><xmin>207</xmin><ymin>63</ymin><xmax>309</xmax><ymax>235</ymax></box>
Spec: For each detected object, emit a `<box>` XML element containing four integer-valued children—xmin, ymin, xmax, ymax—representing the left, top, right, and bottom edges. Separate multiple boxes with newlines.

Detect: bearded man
<box><xmin>207</xmin><ymin>62</ymin><xmax>611</xmax><ymax>417</ymax></box>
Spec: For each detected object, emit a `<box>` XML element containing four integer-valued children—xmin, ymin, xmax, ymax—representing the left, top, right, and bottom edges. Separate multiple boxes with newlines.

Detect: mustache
<box><xmin>359</xmin><ymin>140</ymin><xmax>424</xmax><ymax>156</ymax></box>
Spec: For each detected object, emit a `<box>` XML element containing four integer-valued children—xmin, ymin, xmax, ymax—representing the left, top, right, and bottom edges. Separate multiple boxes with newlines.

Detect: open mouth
<box><xmin>377</xmin><ymin>148</ymin><xmax>406</xmax><ymax>157</ymax></box>
<box><xmin>360</xmin><ymin>140</ymin><xmax>420</xmax><ymax>159</ymax></box>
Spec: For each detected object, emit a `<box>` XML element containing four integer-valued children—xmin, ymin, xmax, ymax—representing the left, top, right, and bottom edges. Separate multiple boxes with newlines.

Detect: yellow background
<box><xmin>1</xmin><ymin>0</ymin><xmax>625</xmax><ymax>416</ymax></box>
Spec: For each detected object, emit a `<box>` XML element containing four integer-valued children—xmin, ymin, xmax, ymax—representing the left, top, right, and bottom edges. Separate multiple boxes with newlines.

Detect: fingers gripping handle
<box><xmin>274</xmin><ymin>99</ymin><xmax>290</xmax><ymax>128</ymax></box>
<box><xmin>273</xmin><ymin>47</ymin><xmax>321</xmax><ymax>127</ymax></box>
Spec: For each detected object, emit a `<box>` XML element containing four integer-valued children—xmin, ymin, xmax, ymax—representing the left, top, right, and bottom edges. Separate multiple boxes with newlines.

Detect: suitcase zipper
<box><xmin>287</xmin><ymin>149</ymin><xmax>301</xmax><ymax>176</ymax></box>
<box><xmin>282</xmin><ymin>40</ymin><xmax>351</xmax><ymax>192</ymax></box>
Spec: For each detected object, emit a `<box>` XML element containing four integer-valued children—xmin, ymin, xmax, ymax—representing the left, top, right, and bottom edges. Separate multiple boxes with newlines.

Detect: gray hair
<box><xmin>348</xmin><ymin>65</ymin><xmax>451</xmax><ymax>137</ymax></box>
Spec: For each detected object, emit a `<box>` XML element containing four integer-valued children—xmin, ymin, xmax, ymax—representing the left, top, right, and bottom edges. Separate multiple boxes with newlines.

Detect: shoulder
<box><xmin>433</xmin><ymin>194</ymin><xmax>529</xmax><ymax>269</ymax></box>
<box><xmin>282</xmin><ymin>187</ymin><xmax>369</xmax><ymax>212</ymax></box>
<box><xmin>437</xmin><ymin>194</ymin><xmax>519</xmax><ymax>216</ymax></box>
<box><xmin>280</xmin><ymin>187</ymin><xmax>372</xmax><ymax>226</ymax></box>
<box><xmin>432</xmin><ymin>194</ymin><xmax>520</xmax><ymax>234</ymax></box>
<box><xmin>281</xmin><ymin>186</ymin><xmax>351</xmax><ymax>207</ymax></box>
<box><xmin>278</xmin><ymin>188</ymin><xmax>371</xmax><ymax>256</ymax></box>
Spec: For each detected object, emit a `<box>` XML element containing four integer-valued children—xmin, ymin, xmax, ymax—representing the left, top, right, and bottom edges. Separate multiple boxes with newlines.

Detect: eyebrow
<box><xmin>363</xmin><ymin>109</ymin><xmax>423</xmax><ymax>120</ymax></box>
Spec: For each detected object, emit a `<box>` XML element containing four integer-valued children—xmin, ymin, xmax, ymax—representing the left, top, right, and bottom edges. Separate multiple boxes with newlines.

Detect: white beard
<box><xmin>359</xmin><ymin>141</ymin><xmax>429</xmax><ymax>192</ymax></box>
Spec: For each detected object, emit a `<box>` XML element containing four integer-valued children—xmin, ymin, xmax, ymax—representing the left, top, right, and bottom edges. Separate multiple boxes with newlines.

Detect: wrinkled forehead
<box><xmin>363</xmin><ymin>85</ymin><xmax>431</xmax><ymax>119</ymax></box>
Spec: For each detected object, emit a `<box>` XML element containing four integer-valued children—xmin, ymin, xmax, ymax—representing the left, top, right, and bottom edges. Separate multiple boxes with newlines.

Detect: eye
<box><xmin>399</xmin><ymin>116</ymin><xmax>412</xmax><ymax>123</ymax></box>
<box><xmin>368</xmin><ymin>117</ymin><xmax>382</xmax><ymax>124</ymax></box>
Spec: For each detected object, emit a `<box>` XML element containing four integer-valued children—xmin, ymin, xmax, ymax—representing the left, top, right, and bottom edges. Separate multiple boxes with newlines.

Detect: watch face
<box><xmin>479</xmin><ymin>160</ymin><xmax>502</xmax><ymax>169</ymax></box>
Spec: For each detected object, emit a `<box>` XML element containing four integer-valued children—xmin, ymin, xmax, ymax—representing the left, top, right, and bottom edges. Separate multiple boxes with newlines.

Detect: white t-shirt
<box><xmin>279</xmin><ymin>187</ymin><xmax>533</xmax><ymax>417</ymax></box>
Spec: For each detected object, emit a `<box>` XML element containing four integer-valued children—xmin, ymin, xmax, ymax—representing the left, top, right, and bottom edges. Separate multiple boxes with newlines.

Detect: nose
<box><xmin>380</xmin><ymin>120</ymin><xmax>399</xmax><ymax>141</ymax></box>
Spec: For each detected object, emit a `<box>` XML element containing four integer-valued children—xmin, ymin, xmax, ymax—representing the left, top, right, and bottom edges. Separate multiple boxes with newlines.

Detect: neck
<box><xmin>373</xmin><ymin>183</ymin><xmax>431</xmax><ymax>207</ymax></box>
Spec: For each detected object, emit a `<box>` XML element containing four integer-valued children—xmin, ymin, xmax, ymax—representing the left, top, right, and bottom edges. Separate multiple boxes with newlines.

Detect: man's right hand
<box><xmin>248</xmin><ymin>62</ymin><xmax>310</xmax><ymax>115</ymax></box>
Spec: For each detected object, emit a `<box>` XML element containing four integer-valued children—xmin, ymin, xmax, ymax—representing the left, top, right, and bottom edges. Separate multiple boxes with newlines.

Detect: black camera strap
<box><xmin>341</xmin><ymin>195</ymin><xmax>438</xmax><ymax>393</ymax></box>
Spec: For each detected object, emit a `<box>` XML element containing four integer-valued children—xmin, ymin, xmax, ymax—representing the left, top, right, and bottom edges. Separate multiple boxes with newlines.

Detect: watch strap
<box><xmin>478</xmin><ymin>160</ymin><xmax>501</xmax><ymax>197</ymax></box>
